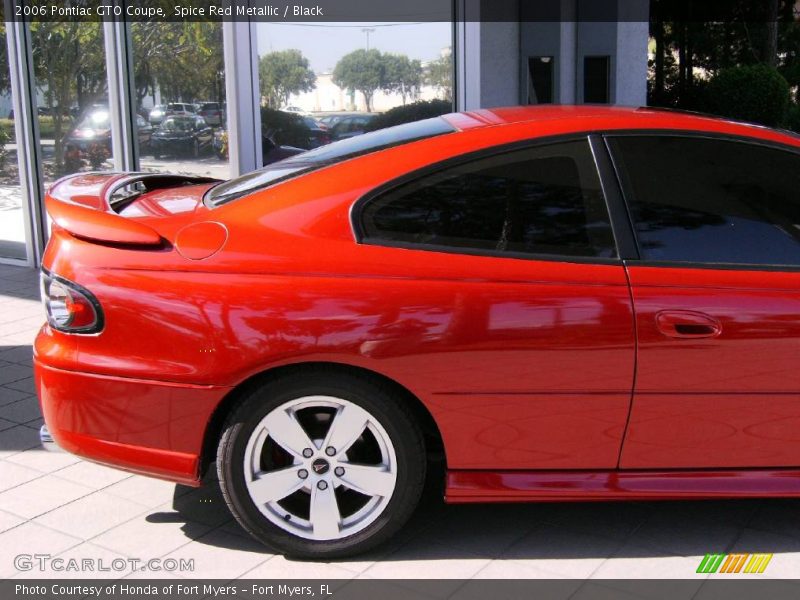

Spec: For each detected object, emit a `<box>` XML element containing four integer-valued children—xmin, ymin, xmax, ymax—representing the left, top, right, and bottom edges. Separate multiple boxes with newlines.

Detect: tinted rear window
<box><xmin>205</xmin><ymin>116</ymin><xmax>455</xmax><ymax>207</ymax></box>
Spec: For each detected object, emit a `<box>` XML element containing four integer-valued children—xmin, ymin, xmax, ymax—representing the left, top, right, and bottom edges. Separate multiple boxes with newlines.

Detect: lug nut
<box><xmin>302</xmin><ymin>448</ymin><xmax>313</xmax><ymax>458</ymax></box>
<box><xmin>334</xmin><ymin>467</ymin><xmax>345</xmax><ymax>477</ymax></box>
<box><xmin>325</xmin><ymin>446</ymin><xmax>336</xmax><ymax>456</ymax></box>
<box><xmin>317</xmin><ymin>481</ymin><xmax>328</xmax><ymax>490</ymax></box>
<box><xmin>298</xmin><ymin>469</ymin><xmax>308</xmax><ymax>479</ymax></box>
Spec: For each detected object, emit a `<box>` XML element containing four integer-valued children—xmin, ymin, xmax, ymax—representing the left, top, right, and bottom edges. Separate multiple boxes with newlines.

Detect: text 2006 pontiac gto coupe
<box><xmin>35</xmin><ymin>106</ymin><xmax>800</xmax><ymax>557</ymax></box>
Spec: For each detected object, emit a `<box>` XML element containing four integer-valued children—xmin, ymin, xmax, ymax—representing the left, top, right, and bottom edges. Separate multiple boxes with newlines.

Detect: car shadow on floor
<box><xmin>158</xmin><ymin>466</ymin><xmax>800</xmax><ymax>563</ymax></box>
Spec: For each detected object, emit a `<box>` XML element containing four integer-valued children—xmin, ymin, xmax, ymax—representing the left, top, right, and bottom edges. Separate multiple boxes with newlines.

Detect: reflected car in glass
<box><xmin>329</xmin><ymin>113</ymin><xmax>378</xmax><ymax>140</ymax></box>
<box><xmin>67</xmin><ymin>108</ymin><xmax>152</xmax><ymax>155</ymax></box>
<box><xmin>197</xmin><ymin>101</ymin><xmax>224</xmax><ymax>127</ymax></box>
<box><xmin>150</xmin><ymin>116</ymin><xmax>214</xmax><ymax>158</ymax></box>
<box><xmin>35</xmin><ymin>106</ymin><xmax>800</xmax><ymax>559</ymax></box>
<box><xmin>149</xmin><ymin>102</ymin><xmax>198</xmax><ymax>125</ymax></box>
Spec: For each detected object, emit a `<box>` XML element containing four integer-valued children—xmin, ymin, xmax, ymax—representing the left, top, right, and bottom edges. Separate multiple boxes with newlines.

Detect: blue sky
<box><xmin>256</xmin><ymin>22</ymin><xmax>452</xmax><ymax>73</ymax></box>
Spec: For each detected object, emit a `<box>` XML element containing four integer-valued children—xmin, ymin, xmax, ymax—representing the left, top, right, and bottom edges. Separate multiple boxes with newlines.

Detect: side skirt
<box><xmin>445</xmin><ymin>469</ymin><xmax>800</xmax><ymax>503</ymax></box>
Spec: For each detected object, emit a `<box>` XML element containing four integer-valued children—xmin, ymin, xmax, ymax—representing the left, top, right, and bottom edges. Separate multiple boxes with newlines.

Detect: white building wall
<box><xmin>286</xmin><ymin>72</ymin><xmax>449</xmax><ymax>114</ymax></box>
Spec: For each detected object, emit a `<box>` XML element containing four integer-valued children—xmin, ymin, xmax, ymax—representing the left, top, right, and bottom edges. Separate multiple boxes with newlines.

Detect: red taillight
<box><xmin>40</xmin><ymin>271</ymin><xmax>104</xmax><ymax>334</ymax></box>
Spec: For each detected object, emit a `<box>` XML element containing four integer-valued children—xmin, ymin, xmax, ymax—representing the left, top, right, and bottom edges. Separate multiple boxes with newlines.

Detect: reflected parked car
<box><xmin>298</xmin><ymin>116</ymin><xmax>331</xmax><ymax>148</ymax></box>
<box><xmin>329</xmin><ymin>113</ymin><xmax>378</xmax><ymax>140</ymax></box>
<box><xmin>198</xmin><ymin>102</ymin><xmax>224</xmax><ymax>126</ymax></box>
<box><xmin>148</xmin><ymin>103</ymin><xmax>197</xmax><ymax>125</ymax></box>
<box><xmin>261</xmin><ymin>109</ymin><xmax>332</xmax><ymax>150</ymax></box>
<box><xmin>66</xmin><ymin>108</ymin><xmax>153</xmax><ymax>153</ymax></box>
<box><xmin>150</xmin><ymin>116</ymin><xmax>213</xmax><ymax>158</ymax></box>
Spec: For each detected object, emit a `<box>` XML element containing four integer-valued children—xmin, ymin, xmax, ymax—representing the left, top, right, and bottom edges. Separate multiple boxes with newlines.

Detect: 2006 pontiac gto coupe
<box><xmin>35</xmin><ymin>106</ymin><xmax>800</xmax><ymax>557</ymax></box>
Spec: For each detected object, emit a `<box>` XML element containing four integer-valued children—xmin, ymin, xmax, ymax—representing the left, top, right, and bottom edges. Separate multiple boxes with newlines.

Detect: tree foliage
<box><xmin>132</xmin><ymin>22</ymin><xmax>225</xmax><ymax>106</ymax></box>
<box><xmin>425</xmin><ymin>53</ymin><xmax>453</xmax><ymax>101</ymax></box>
<box><xmin>30</xmin><ymin>22</ymin><xmax>106</xmax><ymax>173</ymax></box>
<box><xmin>0</xmin><ymin>24</ymin><xmax>10</xmax><ymax>97</ymax></box>
<box><xmin>382</xmin><ymin>54</ymin><xmax>423</xmax><ymax>105</ymax></box>
<box><xmin>332</xmin><ymin>49</ymin><xmax>385</xmax><ymax>112</ymax></box>
<box><xmin>705</xmin><ymin>64</ymin><xmax>790</xmax><ymax>126</ymax></box>
<box><xmin>649</xmin><ymin>0</ymin><xmax>800</xmax><ymax>130</ymax></box>
<box><xmin>258</xmin><ymin>49</ymin><xmax>316</xmax><ymax>108</ymax></box>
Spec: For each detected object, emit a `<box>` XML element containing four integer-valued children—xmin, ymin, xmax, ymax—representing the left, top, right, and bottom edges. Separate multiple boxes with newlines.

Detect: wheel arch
<box><xmin>199</xmin><ymin>361</ymin><xmax>446</xmax><ymax>478</ymax></box>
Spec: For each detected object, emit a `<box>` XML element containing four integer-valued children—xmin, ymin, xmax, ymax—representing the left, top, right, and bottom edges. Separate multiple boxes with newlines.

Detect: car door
<box><xmin>608</xmin><ymin>134</ymin><xmax>800</xmax><ymax>469</ymax></box>
<box><xmin>357</xmin><ymin>137</ymin><xmax>636</xmax><ymax>469</ymax></box>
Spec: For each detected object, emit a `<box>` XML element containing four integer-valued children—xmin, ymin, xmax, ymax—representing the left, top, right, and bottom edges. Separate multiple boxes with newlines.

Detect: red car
<box><xmin>35</xmin><ymin>106</ymin><xmax>800</xmax><ymax>558</ymax></box>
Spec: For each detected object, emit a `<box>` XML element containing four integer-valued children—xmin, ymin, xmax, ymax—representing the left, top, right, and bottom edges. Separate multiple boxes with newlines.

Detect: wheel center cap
<box><xmin>311</xmin><ymin>458</ymin><xmax>330</xmax><ymax>475</ymax></box>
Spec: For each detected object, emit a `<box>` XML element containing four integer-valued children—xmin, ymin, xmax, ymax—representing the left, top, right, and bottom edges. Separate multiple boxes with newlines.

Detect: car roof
<box><xmin>442</xmin><ymin>105</ymin><xmax>795</xmax><ymax>140</ymax></box>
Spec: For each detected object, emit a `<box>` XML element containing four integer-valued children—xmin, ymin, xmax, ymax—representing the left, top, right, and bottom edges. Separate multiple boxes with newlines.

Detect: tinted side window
<box><xmin>610</xmin><ymin>136</ymin><xmax>800</xmax><ymax>266</ymax></box>
<box><xmin>361</xmin><ymin>140</ymin><xmax>616</xmax><ymax>258</ymax></box>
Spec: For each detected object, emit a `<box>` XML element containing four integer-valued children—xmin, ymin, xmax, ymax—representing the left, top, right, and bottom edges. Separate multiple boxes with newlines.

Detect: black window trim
<box><xmin>603</xmin><ymin>129</ymin><xmax>800</xmax><ymax>273</ymax></box>
<box><xmin>351</xmin><ymin>133</ymin><xmax>626</xmax><ymax>267</ymax></box>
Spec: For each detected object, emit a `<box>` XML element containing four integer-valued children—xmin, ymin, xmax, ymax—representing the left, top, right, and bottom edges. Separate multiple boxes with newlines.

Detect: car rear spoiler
<box><xmin>45</xmin><ymin>172</ymin><xmax>221</xmax><ymax>246</ymax></box>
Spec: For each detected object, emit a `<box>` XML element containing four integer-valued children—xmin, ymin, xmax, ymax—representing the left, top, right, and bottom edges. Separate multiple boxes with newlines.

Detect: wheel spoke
<box><xmin>337</xmin><ymin>464</ymin><xmax>395</xmax><ymax>498</ymax></box>
<box><xmin>263</xmin><ymin>409</ymin><xmax>315</xmax><ymax>458</ymax></box>
<box><xmin>310</xmin><ymin>483</ymin><xmax>341</xmax><ymax>538</ymax></box>
<box><xmin>324</xmin><ymin>404</ymin><xmax>370</xmax><ymax>455</ymax></box>
<box><xmin>248</xmin><ymin>467</ymin><xmax>304</xmax><ymax>504</ymax></box>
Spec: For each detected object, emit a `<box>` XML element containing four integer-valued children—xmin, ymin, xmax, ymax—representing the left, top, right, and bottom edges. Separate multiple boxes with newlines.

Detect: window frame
<box><xmin>604</xmin><ymin>130</ymin><xmax>800</xmax><ymax>272</ymax></box>
<box><xmin>352</xmin><ymin>134</ymin><xmax>625</xmax><ymax>266</ymax></box>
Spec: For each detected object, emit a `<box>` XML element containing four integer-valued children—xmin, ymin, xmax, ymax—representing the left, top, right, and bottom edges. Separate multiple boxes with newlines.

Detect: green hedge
<box><xmin>0</xmin><ymin>116</ymin><xmax>59</xmax><ymax>143</ymax></box>
<box><xmin>705</xmin><ymin>65</ymin><xmax>790</xmax><ymax>128</ymax></box>
<box><xmin>365</xmin><ymin>99</ymin><xmax>452</xmax><ymax>132</ymax></box>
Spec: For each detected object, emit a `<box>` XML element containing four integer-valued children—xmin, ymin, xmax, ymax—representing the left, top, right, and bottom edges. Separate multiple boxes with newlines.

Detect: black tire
<box><xmin>217</xmin><ymin>372</ymin><xmax>427</xmax><ymax>559</ymax></box>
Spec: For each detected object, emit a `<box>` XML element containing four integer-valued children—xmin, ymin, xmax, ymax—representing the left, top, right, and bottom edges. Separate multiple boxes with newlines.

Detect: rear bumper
<box><xmin>34</xmin><ymin>358</ymin><xmax>230</xmax><ymax>486</ymax></box>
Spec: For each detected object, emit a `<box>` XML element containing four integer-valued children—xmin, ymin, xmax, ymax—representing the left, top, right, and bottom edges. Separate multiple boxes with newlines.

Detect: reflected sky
<box><xmin>257</xmin><ymin>22</ymin><xmax>452</xmax><ymax>72</ymax></box>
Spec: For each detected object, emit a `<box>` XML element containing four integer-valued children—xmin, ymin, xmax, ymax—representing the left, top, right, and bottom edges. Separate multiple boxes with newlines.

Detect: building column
<box><xmin>456</xmin><ymin>0</ymin><xmax>520</xmax><ymax>110</ymax></box>
<box><xmin>104</xmin><ymin>13</ymin><xmax>138</xmax><ymax>171</ymax></box>
<box><xmin>223</xmin><ymin>20</ymin><xmax>262</xmax><ymax>176</ymax></box>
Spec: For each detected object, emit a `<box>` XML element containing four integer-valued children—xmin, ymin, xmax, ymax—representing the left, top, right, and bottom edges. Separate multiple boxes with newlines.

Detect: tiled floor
<box><xmin>1</xmin><ymin>263</ymin><xmax>799</xmax><ymax>588</ymax></box>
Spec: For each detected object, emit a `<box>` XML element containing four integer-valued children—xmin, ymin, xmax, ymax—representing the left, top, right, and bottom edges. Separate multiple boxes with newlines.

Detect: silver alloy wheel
<box><xmin>243</xmin><ymin>396</ymin><xmax>398</xmax><ymax>541</ymax></box>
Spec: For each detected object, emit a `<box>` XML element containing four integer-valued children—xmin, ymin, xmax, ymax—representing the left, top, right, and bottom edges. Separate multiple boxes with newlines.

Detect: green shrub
<box><xmin>0</xmin><ymin>119</ymin><xmax>14</xmax><ymax>144</ymax></box>
<box><xmin>0</xmin><ymin>126</ymin><xmax>9</xmax><ymax>170</ymax></box>
<box><xmin>705</xmin><ymin>65</ymin><xmax>790</xmax><ymax>127</ymax></box>
<box><xmin>0</xmin><ymin>116</ymin><xmax>57</xmax><ymax>142</ymax></box>
<box><xmin>37</xmin><ymin>116</ymin><xmax>56</xmax><ymax>139</ymax></box>
<box><xmin>365</xmin><ymin>99</ymin><xmax>452</xmax><ymax>132</ymax></box>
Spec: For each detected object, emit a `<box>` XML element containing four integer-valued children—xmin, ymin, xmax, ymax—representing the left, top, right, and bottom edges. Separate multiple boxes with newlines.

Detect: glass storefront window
<box><xmin>0</xmin><ymin>22</ymin><xmax>27</xmax><ymax>262</ymax></box>
<box><xmin>30</xmin><ymin>22</ymin><xmax>115</xmax><ymax>187</ymax></box>
<box><xmin>131</xmin><ymin>22</ymin><xmax>230</xmax><ymax>180</ymax></box>
<box><xmin>255</xmin><ymin>22</ymin><xmax>453</xmax><ymax>168</ymax></box>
